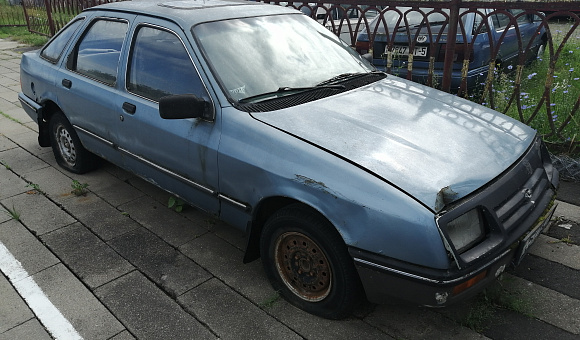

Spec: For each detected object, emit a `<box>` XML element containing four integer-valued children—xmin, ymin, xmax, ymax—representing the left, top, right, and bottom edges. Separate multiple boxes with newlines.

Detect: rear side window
<box><xmin>492</xmin><ymin>12</ymin><xmax>511</xmax><ymax>31</ymax></box>
<box><xmin>68</xmin><ymin>19</ymin><xmax>128</xmax><ymax>86</ymax></box>
<box><xmin>127</xmin><ymin>26</ymin><xmax>205</xmax><ymax>102</ymax></box>
<box><xmin>41</xmin><ymin>18</ymin><xmax>84</xmax><ymax>63</ymax></box>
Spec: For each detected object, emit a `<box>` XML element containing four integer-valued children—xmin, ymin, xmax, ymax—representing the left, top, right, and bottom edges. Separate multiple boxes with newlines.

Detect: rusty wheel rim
<box><xmin>274</xmin><ymin>231</ymin><xmax>332</xmax><ymax>302</ymax></box>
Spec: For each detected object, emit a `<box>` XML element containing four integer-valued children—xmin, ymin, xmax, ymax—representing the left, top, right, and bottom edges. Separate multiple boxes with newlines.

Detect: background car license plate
<box><xmin>390</xmin><ymin>45</ymin><xmax>428</xmax><ymax>57</ymax></box>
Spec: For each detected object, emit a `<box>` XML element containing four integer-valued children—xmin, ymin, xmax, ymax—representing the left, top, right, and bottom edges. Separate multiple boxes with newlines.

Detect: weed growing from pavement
<box><xmin>167</xmin><ymin>196</ymin><xmax>185</xmax><ymax>212</ymax></box>
<box><xmin>1</xmin><ymin>160</ymin><xmax>9</xmax><ymax>170</ymax></box>
<box><xmin>4</xmin><ymin>204</ymin><xmax>20</xmax><ymax>221</ymax></box>
<box><xmin>71</xmin><ymin>179</ymin><xmax>89</xmax><ymax>196</ymax></box>
<box><xmin>549</xmin><ymin>235</ymin><xmax>574</xmax><ymax>245</ymax></box>
<box><xmin>259</xmin><ymin>292</ymin><xmax>281</xmax><ymax>309</ymax></box>
<box><xmin>0</xmin><ymin>111</ymin><xmax>23</xmax><ymax>124</ymax></box>
<box><xmin>26</xmin><ymin>182</ymin><xmax>42</xmax><ymax>194</ymax></box>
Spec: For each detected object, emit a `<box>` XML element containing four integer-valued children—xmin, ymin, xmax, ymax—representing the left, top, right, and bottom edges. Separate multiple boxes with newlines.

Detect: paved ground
<box><xmin>1</xmin><ymin>37</ymin><xmax>579</xmax><ymax>339</ymax></box>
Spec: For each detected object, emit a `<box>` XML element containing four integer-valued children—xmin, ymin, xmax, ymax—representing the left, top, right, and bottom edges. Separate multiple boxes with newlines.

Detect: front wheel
<box><xmin>260</xmin><ymin>204</ymin><xmax>362</xmax><ymax>319</ymax></box>
<box><xmin>49</xmin><ymin>112</ymin><xmax>98</xmax><ymax>174</ymax></box>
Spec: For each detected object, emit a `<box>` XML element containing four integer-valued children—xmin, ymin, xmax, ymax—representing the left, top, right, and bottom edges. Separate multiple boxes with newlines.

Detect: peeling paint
<box><xmin>435</xmin><ymin>185</ymin><xmax>459</xmax><ymax>211</ymax></box>
<box><xmin>294</xmin><ymin>175</ymin><xmax>338</xmax><ymax>199</ymax></box>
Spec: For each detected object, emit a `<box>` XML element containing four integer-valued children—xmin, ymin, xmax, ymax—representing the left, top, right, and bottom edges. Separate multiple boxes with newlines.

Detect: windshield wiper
<box><xmin>239</xmin><ymin>84</ymin><xmax>345</xmax><ymax>104</ymax></box>
<box><xmin>396</xmin><ymin>21</ymin><xmax>449</xmax><ymax>32</ymax></box>
<box><xmin>316</xmin><ymin>71</ymin><xmax>386</xmax><ymax>86</ymax></box>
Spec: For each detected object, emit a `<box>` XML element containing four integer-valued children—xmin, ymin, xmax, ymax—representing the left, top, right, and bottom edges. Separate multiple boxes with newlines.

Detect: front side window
<box><xmin>41</xmin><ymin>18</ymin><xmax>84</xmax><ymax>63</ymax></box>
<box><xmin>127</xmin><ymin>26</ymin><xmax>205</xmax><ymax>102</ymax></box>
<box><xmin>69</xmin><ymin>19</ymin><xmax>128</xmax><ymax>85</ymax></box>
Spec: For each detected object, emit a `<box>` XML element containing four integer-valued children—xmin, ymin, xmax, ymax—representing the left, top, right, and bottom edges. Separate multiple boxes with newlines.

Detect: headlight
<box><xmin>446</xmin><ymin>209</ymin><xmax>484</xmax><ymax>253</ymax></box>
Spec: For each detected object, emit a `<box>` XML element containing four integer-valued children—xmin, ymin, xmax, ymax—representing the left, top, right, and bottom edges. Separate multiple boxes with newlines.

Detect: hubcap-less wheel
<box><xmin>56</xmin><ymin>124</ymin><xmax>77</xmax><ymax>167</ymax></box>
<box><xmin>274</xmin><ymin>231</ymin><xmax>332</xmax><ymax>302</ymax></box>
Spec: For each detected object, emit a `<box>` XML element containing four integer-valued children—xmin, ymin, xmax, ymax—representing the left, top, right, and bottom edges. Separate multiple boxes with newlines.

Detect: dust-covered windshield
<box><xmin>193</xmin><ymin>14</ymin><xmax>375</xmax><ymax>102</ymax></box>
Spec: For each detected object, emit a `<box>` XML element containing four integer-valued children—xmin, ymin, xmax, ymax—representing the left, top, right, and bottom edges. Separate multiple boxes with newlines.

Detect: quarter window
<box><xmin>127</xmin><ymin>26</ymin><xmax>205</xmax><ymax>102</ymax></box>
<box><xmin>69</xmin><ymin>19</ymin><xmax>128</xmax><ymax>86</ymax></box>
<box><xmin>41</xmin><ymin>18</ymin><xmax>84</xmax><ymax>63</ymax></box>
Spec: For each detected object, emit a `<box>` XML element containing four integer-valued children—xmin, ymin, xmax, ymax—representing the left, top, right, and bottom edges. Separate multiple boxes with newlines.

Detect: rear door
<box><xmin>56</xmin><ymin>13</ymin><xmax>135</xmax><ymax>164</ymax></box>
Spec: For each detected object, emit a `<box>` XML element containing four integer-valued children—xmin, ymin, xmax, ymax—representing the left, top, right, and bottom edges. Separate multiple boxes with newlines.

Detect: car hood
<box><xmin>250</xmin><ymin>76</ymin><xmax>536</xmax><ymax>212</ymax></box>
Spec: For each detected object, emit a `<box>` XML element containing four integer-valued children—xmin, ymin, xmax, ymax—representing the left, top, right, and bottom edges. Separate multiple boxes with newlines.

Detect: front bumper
<box><xmin>351</xmin><ymin>202</ymin><xmax>556</xmax><ymax>306</ymax></box>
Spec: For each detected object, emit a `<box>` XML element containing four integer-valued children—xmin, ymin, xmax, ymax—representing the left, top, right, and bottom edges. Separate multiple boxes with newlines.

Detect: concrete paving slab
<box><xmin>501</xmin><ymin>273</ymin><xmax>580</xmax><ymax>334</ymax></box>
<box><xmin>7</xmin><ymin>129</ymin><xmax>51</xmax><ymax>157</ymax></box>
<box><xmin>1</xmin><ymin>191</ymin><xmax>76</xmax><ymax>235</ymax></box>
<box><xmin>0</xmin><ymin>114</ymin><xmax>31</xmax><ymax>138</ymax></box>
<box><xmin>481</xmin><ymin>307</ymin><xmax>580</xmax><ymax>340</ymax></box>
<box><xmin>178</xmin><ymin>278</ymin><xmax>301</xmax><ymax>340</ymax></box>
<box><xmin>0</xmin><ymin>147</ymin><xmax>48</xmax><ymax>175</ymax></box>
<box><xmin>512</xmin><ymin>252</ymin><xmax>580</xmax><ymax>300</ymax></box>
<box><xmin>529</xmin><ymin>234</ymin><xmax>580</xmax><ymax>270</ymax></box>
<box><xmin>0</xmin><ymin>219</ymin><xmax>60</xmax><ymax>276</ymax></box>
<box><xmin>0</xmin><ymin>318</ymin><xmax>52</xmax><ymax>340</ymax></box>
<box><xmin>88</xmin><ymin>175</ymin><xmax>146</xmax><ymax>208</ymax></box>
<box><xmin>124</xmin><ymin>176</ymin><xmax>174</xmax><ymax>203</ymax></box>
<box><xmin>20</xmin><ymin>165</ymin><xmax>76</xmax><ymax>201</ymax></box>
<box><xmin>363</xmin><ymin>304</ymin><xmax>487</xmax><ymax>340</ymax></box>
<box><xmin>95</xmin><ymin>271</ymin><xmax>216</xmax><ymax>339</ymax></box>
<box><xmin>265</xmin><ymin>298</ymin><xmax>394</xmax><ymax>340</ymax></box>
<box><xmin>179</xmin><ymin>233</ymin><xmax>274</xmax><ymax>304</ymax></box>
<box><xmin>109</xmin><ymin>330</ymin><xmax>137</xmax><ymax>340</ymax></box>
<box><xmin>40</xmin><ymin>222</ymin><xmax>135</xmax><ymax>289</ymax></box>
<box><xmin>555</xmin><ymin>200</ymin><xmax>580</xmax><ymax>224</ymax></box>
<box><xmin>0</xmin><ymin>133</ymin><xmax>17</xmax><ymax>151</ymax></box>
<box><xmin>0</xmin><ymin>166</ymin><xmax>28</xmax><ymax>200</ymax></box>
<box><xmin>0</xmin><ymin>274</ymin><xmax>34</xmax><ymax>334</ymax></box>
<box><xmin>33</xmin><ymin>263</ymin><xmax>126</xmax><ymax>339</ymax></box>
<box><xmin>119</xmin><ymin>195</ymin><xmax>208</xmax><ymax>247</ymax></box>
<box><xmin>61</xmin><ymin>192</ymin><xmax>141</xmax><ymax>241</ymax></box>
<box><xmin>107</xmin><ymin>227</ymin><xmax>211</xmax><ymax>297</ymax></box>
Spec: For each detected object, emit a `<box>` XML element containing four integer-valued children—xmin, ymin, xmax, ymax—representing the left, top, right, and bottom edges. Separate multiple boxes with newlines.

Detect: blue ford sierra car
<box><xmin>19</xmin><ymin>0</ymin><xmax>558</xmax><ymax>319</ymax></box>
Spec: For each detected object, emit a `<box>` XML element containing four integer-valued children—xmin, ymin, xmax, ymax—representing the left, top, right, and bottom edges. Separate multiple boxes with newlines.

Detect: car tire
<box><xmin>49</xmin><ymin>112</ymin><xmax>98</xmax><ymax>174</ymax></box>
<box><xmin>260</xmin><ymin>204</ymin><xmax>362</xmax><ymax>319</ymax></box>
<box><xmin>536</xmin><ymin>42</ymin><xmax>546</xmax><ymax>60</ymax></box>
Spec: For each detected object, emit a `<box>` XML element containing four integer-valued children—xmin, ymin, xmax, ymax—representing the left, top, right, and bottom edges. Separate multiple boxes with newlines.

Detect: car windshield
<box><xmin>193</xmin><ymin>14</ymin><xmax>375</xmax><ymax>102</ymax></box>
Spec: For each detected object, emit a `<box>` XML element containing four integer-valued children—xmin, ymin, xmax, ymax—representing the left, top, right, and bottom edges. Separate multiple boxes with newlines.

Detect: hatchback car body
<box><xmin>355</xmin><ymin>7</ymin><xmax>547</xmax><ymax>90</ymax></box>
<box><xmin>19</xmin><ymin>0</ymin><xmax>558</xmax><ymax>319</ymax></box>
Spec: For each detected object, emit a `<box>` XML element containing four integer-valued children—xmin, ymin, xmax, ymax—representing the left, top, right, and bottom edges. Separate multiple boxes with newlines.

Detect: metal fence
<box><xmin>271</xmin><ymin>1</ymin><xmax>580</xmax><ymax>151</ymax></box>
<box><xmin>1</xmin><ymin>0</ymin><xmax>578</xmax><ymax>151</ymax></box>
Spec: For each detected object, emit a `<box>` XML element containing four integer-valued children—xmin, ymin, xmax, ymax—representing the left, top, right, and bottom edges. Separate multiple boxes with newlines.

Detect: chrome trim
<box><xmin>218</xmin><ymin>194</ymin><xmax>249</xmax><ymax>210</ymax></box>
<box><xmin>73</xmin><ymin>125</ymin><xmax>115</xmax><ymax>147</ymax></box>
<box><xmin>117</xmin><ymin>147</ymin><xmax>216</xmax><ymax>195</ymax></box>
<box><xmin>353</xmin><ymin>248</ymin><xmax>511</xmax><ymax>285</ymax></box>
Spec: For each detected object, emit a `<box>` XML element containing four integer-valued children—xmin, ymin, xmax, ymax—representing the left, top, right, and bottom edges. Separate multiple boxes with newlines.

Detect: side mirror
<box><xmin>159</xmin><ymin>94</ymin><xmax>212</xmax><ymax>120</ymax></box>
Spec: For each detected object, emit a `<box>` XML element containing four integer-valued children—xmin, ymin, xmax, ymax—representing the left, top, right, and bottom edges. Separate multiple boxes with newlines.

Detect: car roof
<box><xmin>86</xmin><ymin>0</ymin><xmax>300</xmax><ymax>27</ymax></box>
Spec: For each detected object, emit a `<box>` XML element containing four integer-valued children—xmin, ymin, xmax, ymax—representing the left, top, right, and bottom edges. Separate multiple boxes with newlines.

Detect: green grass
<box><xmin>474</xmin><ymin>24</ymin><xmax>580</xmax><ymax>155</ymax></box>
<box><xmin>0</xmin><ymin>26</ymin><xmax>48</xmax><ymax>46</ymax></box>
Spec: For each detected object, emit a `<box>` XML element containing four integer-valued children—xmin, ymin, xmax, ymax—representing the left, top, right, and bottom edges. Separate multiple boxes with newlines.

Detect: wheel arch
<box><xmin>38</xmin><ymin>100</ymin><xmax>63</xmax><ymax>147</ymax></box>
<box><xmin>243</xmin><ymin>196</ymin><xmax>339</xmax><ymax>264</ymax></box>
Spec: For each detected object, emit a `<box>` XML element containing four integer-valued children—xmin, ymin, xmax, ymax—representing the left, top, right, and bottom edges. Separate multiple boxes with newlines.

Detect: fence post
<box><xmin>441</xmin><ymin>0</ymin><xmax>460</xmax><ymax>92</ymax></box>
<box><xmin>44</xmin><ymin>0</ymin><xmax>56</xmax><ymax>36</ymax></box>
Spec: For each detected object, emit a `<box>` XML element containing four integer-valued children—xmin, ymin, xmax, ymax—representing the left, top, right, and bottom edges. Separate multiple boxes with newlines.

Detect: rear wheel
<box><xmin>49</xmin><ymin>112</ymin><xmax>98</xmax><ymax>174</ymax></box>
<box><xmin>260</xmin><ymin>204</ymin><xmax>362</xmax><ymax>319</ymax></box>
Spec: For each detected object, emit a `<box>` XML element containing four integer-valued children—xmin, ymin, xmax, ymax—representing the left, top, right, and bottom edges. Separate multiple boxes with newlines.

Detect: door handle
<box><xmin>122</xmin><ymin>102</ymin><xmax>136</xmax><ymax>114</ymax></box>
<box><xmin>62</xmin><ymin>79</ymin><xmax>72</xmax><ymax>88</ymax></box>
